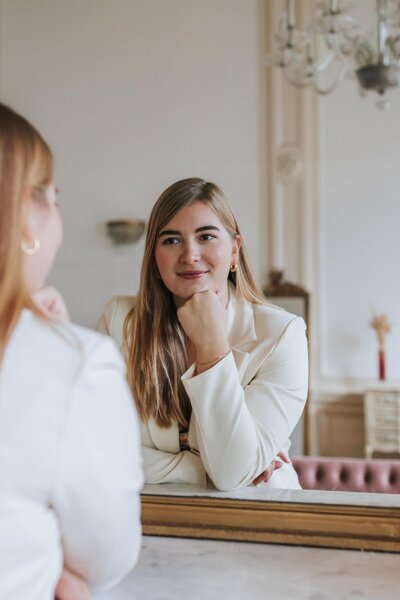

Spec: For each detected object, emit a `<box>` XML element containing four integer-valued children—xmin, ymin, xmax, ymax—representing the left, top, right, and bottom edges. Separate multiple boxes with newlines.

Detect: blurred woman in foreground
<box><xmin>0</xmin><ymin>103</ymin><xmax>143</xmax><ymax>600</ymax></box>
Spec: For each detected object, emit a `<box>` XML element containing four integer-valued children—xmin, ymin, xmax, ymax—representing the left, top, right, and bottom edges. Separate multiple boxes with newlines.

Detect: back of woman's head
<box><xmin>0</xmin><ymin>103</ymin><xmax>53</xmax><ymax>355</ymax></box>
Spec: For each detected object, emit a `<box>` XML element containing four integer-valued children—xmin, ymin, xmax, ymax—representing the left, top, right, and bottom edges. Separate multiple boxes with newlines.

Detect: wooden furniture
<box><xmin>364</xmin><ymin>386</ymin><xmax>400</xmax><ymax>458</ymax></box>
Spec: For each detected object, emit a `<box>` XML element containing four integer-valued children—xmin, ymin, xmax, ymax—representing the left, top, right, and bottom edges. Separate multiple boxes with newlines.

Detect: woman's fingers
<box><xmin>55</xmin><ymin>568</ymin><xmax>90</xmax><ymax>600</ymax></box>
<box><xmin>277</xmin><ymin>451</ymin><xmax>290</xmax><ymax>463</ymax></box>
<box><xmin>177</xmin><ymin>290</ymin><xmax>228</xmax><ymax>357</ymax></box>
<box><xmin>253</xmin><ymin>462</ymin><xmax>275</xmax><ymax>486</ymax></box>
<box><xmin>32</xmin><ymin>286</ymin><xmax>69</xmax><ymax>322</ymax></box>
<box><xmin>252</xmin><ymin>460</ymin><xmax>283</xmax><ymax>486</ymax></box>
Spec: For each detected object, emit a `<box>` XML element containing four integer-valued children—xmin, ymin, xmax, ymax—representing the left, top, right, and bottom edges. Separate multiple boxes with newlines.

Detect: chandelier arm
<box><xmin>314</xmin><ymin>60</ymin><xmax>349</xmax><ymax>95</ymax></box>
<box><xmin>282</xmin><ymin>67</ymin><xmax>315</xmax><ymax>88</ymax></box>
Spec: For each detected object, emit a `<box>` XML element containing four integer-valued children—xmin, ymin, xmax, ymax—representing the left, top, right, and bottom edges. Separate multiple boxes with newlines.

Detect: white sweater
<box><xmin>0</xmin><ymin>310</ymin><xmax>143</xmax><ymax>600</ymax></box>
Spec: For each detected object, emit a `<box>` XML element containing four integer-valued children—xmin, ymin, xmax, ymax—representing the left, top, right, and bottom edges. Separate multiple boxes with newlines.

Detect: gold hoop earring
<box><xmin>21</xmin><ymin>238</ymin><xmax>41</xmax><ymax>256</ymax></box>
<box><xmin>230</xmin><ymin>263</ymin><xmax>237</xmax><ymax>273</ymax></box>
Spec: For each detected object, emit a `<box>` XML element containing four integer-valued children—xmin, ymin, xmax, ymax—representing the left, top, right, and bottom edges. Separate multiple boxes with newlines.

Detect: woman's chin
<box><xmin>172</xmin><ymin>282</ymin><xmax>214</xmax><ymax>306</ymax></box>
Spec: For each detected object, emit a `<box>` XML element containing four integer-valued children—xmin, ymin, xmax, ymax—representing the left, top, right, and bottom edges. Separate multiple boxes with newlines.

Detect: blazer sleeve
<box><xmin>142</xmin><ymin>446</ymin><xmax>206</xmax><ymax>485</ymax></box>
<box><xmin>182</xmin><ymin>316</ymin><xmax>308</xmax><ymax>491</ymax></box>
<box><xmin>51</xmin><ymin>337</ymin><xmax>143</xmax><ymax>592</ymax></box>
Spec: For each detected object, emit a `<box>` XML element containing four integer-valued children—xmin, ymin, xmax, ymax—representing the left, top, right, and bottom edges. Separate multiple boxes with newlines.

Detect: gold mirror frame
<box><xmin>142</xmin><ymin>494</ymin><xmax>400</xmax><ymax>552</ymax></box>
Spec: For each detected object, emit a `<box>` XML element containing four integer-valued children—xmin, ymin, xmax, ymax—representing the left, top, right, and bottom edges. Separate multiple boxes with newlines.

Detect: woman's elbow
<box><xmin>90</xmin><ymin>530</ymin><xmax>142</xmax><ymax>592</ymax></box>
<box><xmin>209</xmin><ymin>471</ymin><xmax>253</xmax><ymax>492</ymax></box>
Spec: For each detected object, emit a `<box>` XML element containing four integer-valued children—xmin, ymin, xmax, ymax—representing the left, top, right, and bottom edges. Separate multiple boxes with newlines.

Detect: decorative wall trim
<box><xmin>264</xmin><ymin>0</ymin><xmax>321</xmax><ymax>388</ymax></box>
<box><xmin>275</xmin><ymin>145</ymin><xmax>303</xmax><ymax>182</ymax></box>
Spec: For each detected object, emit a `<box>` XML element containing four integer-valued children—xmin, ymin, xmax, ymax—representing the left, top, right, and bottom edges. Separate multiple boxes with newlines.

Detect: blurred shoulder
<box><xmin>97</xmin><ymin>296</ymin><xmax>137</xmax><ymax>350</ymax></box>
<box><xmin>103</xmin><ymin>296</ymin><xmax>137</xmax><ymax>328</ymax></box>
<box><xmin>16</xmin><ymin>310</ymin><xmax>124</xmax><ymax>376</ymax></box>
<box><xmin>252</xmin><ymin>300</ymin><xmax>306</xmax><ymax>342</ymax></box>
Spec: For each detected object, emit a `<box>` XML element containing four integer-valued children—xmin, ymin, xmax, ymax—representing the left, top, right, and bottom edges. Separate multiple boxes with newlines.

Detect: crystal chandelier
<box><xmin>266</xmin><ymin>0</ymin><xmax>400</xmax><ymax>109</ymax></box>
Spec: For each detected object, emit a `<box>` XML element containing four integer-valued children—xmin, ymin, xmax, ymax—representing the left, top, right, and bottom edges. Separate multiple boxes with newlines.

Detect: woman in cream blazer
<box><xmin>0</xmin><ymin>103</ymin><xmax>143</xmax><ymax>600</ymax></box>
<box><xmin>98</xmin><ymin>178</ymin><xmax>308</xmax><ymax>492</ymax></box>
<box><xmin>98</xmin><ymin>286</ymin><xmax>307</xmax><ymax>491</ymax></box>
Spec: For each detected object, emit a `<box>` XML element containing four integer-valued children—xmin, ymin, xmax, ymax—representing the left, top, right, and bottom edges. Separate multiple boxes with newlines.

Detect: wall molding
<box><xmin>264</xmin><ymin>0</ymin><xmax>321</xmax><ymax>388</ymax></box>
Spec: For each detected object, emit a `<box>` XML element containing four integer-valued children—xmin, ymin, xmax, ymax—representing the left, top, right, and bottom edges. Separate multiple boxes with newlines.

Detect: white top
<box><xmin>98</xmin><ymin>285</ymin><xmax>308</xmax><ymax>491</ymax></box>
<box><xmin>0</xmin><ymin>310</ymin><xmax>143</xmax><ymax>600</ymax></box>
<box><xmin>0</xmin><ymin>494</ymin><xmax>62</xmax><ymax>600</ymax></box>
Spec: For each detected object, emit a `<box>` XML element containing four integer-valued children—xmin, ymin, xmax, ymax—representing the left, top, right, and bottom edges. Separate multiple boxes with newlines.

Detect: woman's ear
<box><xmin>231</xmin><ymin>235</ymin><xmax>241</xmax><ymax>262</ymax></box>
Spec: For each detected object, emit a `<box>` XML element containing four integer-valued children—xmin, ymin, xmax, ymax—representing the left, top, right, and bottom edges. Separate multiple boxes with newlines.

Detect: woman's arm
<box><xmin>97</xmin><ymin>299</ymin><xmax>206</xmax><ymax>486</ymax></box>
<box><xmin>142</xmin><ymin>446</ymin><xmax>206</xmax><ymax>485</ymax></box>
<box><xmin>51</xmin><ymin>337</ymin><xmax>143</xmax><ymax>592</ymax></box>
<box><xmin>182</xmin><ymin>317</ymin><xmax>308</xmax><ymax>491</ymax></box>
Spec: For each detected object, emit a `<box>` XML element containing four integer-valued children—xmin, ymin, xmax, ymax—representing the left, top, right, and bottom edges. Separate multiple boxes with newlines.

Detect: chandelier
<box><xmin>266</xmin><ymin>0</ymin><xmax>400</xmax><ymax>109</ymax></box>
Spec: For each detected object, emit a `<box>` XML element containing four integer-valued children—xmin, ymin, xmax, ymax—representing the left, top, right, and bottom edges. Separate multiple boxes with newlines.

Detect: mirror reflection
<box><xmin>3</xmin><ymin>0</ymin><xmax>400</xmax><ymax>502</ymax></box>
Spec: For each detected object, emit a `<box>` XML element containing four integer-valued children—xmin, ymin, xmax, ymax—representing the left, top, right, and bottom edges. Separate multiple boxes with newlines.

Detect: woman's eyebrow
<box><xmin>195</xmin><ymin>225</ymin><xmax>220</xmax><ymax>233</ymax></box>
<box><xmin>158</xmin><ymin>225</ymin><xmax>220</xmax><ymax>237</ymax></box>
<box><xmin>158</xmin><ymin>229</ymin><xmax>181</xmax><ymax>237</ymax></box>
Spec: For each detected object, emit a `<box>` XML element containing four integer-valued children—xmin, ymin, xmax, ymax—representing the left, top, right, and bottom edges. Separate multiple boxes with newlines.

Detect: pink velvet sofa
<box><xmin>292</xmin><ymin>456</ymin><xmax>400</xmax><ymax>494</ymax></box>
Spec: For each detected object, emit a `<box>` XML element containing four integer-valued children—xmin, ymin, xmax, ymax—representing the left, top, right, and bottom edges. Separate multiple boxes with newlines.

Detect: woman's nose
<box><xmin>180</xmin><ymin>241</ymin><xmax>199</xmax><ymax>263</ymax></box>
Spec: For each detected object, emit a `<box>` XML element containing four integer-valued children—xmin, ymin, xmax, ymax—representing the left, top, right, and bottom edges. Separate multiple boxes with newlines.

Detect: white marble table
<box><xmin>94</xmin><ymin>535</ymin><xmax>399</xmax><ymax>600</ymax></box>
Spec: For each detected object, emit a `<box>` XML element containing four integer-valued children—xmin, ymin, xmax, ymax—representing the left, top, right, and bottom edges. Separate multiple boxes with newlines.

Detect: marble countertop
<box><xmin>94</xmin><ymin>536</ymin><xmax>399</xmax><ymax>600</ymax></box>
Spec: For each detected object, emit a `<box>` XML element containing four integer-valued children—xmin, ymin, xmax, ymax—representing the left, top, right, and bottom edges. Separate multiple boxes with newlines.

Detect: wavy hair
<box><xmin>125</xmin><ymin>178</ymin><xmax>265</xmax><ymax>428</ymax></box>
<box><xmin>0</xmin><ymin>103</ymin><xmax>53</xmax><ymax>357</ymax></box>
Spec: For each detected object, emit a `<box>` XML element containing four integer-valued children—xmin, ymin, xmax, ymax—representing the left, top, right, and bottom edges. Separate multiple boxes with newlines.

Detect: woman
<box><xmin>98</xmin><ymin>178</ymin><xmax>308</xmax><ymax>491</ymax></box>
<box><xmin>0</xmin><ymin>103</ymin><xmax>143</xmax><ymax>599</ymax></box>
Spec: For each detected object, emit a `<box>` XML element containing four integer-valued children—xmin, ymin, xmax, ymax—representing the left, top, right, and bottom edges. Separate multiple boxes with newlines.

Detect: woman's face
<box><xmin>23</xmin><ymin>182</ymin><xmax>63</xmax><ymax>292</ymax></box>
<box><xmin>155</xmin><ymin>201</ymin><xmax>240</xmax><ymax>307</ymax></box>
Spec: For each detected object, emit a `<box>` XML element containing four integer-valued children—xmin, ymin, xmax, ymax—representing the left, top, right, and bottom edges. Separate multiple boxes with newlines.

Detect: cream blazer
<box><xmin>0</xmin><ymin>310</ymin><xmax>143</xmax><ymax>599</ymax></box>
<box><xmin>98</xmin><ymin>286</ymin><xmax>308</xmax><ymax>492</ymax></box>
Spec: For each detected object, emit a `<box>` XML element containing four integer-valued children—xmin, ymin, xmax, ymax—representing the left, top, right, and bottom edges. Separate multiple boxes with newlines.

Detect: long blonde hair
<box><xmin>125</xmin><ymin>178</ymin><xmax>265</xmax><ymax>428</ymax></box>
<box><xmin>0</xmin><ymin>103</ymin><xmax>53</xmax><ymax>357</ymax></box>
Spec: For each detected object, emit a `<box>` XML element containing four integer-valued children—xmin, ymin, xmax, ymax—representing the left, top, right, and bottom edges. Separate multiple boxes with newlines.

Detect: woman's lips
<box><xmin>177</xmin><ymin>271</ymin><xmax>208</xmax><ymax>280</ymax></box>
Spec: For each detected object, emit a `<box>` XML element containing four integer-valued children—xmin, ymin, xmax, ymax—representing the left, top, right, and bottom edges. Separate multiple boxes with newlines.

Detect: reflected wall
<box><xmin>0</xmin><ymin>0</ymin><xmax>264</xmax><ymax>326</ymax></box>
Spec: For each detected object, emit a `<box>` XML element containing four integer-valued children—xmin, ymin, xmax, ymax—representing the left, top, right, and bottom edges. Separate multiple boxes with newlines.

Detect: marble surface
<box><xmin>142</xmin><ymin>483</ymin><xmax>400</xmax><ymax>508</ymax></box>
<box><xmin>94</xmin><ymin>536</ymin><xmax>400</xmax><ymax>600</ymax></box>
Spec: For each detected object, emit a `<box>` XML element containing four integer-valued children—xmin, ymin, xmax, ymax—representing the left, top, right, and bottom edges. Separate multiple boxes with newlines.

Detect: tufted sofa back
<box><xmin>291</xmin><ymin>456</ymin><xmax>400</xmax><ymax>494</ymax></box>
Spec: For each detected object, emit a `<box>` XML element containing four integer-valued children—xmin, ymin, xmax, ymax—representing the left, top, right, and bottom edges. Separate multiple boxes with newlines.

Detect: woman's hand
<box><xmin>32</xmin><ymin>286</ymin><xmax>69</xmax><ymax>322</ymax></box>
<box><xmin>252</xmin><ymin>451</ymin><xmax>290</xmax><ymax>486</ymax></box>
<box><xmin>55</xmin><ymin>568</ymin><xmax>90</xmax><ymax>600</ymax></box>
<box><xmin>177</xmin><ymin>290</ymin><xmax>229</xmax><ymax>363</ymax></box>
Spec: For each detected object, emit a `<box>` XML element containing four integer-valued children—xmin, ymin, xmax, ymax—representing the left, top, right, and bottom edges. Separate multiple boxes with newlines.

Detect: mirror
<box><xmin>4</xmin><ymin>0</ymin><xmax>400</xmax><ymax>551</ymax></box>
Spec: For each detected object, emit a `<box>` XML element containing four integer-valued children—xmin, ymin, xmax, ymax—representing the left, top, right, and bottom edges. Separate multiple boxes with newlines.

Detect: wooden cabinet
<box><xmin>364</xmin><ymin>387</ymin><xmax>400</xmax><ymax>458</ymax></box>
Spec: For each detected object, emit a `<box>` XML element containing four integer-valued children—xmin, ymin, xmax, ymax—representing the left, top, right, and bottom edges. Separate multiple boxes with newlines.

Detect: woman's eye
<box><xmin>163</xmin><ymin>237</ymin><xmax>180</xmax><ymax>245</ymax></box>
<box><xmin>200</xmin><ymin>233</ymin><xmax>216</xmax><ymax>241</ymax></box>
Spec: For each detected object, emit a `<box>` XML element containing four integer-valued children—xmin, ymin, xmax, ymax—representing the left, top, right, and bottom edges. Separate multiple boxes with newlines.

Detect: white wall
<box><xmin>0</xmin><ymin>0</ymin><xmax>263</xmax><ymax>326</ymax></box>
<box><xmin>3</xmin><ymin>0</ymin><xmax>399</xmax><ymax>387</ymax></box>
<box><xmin>318</xmin><ymin>1</ymin><xmax>400</xmax><ymax>383</ymax></box>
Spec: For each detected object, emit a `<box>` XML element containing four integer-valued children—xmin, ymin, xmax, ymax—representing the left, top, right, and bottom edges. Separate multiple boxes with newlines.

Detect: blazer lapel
<box><xmin>148</xmin><ymin>286</ymin><xmax>257</xmax><ymax>450</ymax></box>
<box><xmin>226</xmin><ymin>286</ymin><xmax>257</xmax><ymax>379</ymax></box>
